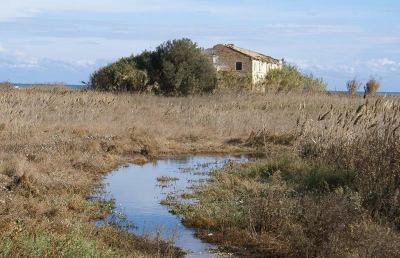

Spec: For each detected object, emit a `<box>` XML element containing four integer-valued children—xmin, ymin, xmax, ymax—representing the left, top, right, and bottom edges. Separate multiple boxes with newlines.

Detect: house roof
<box><xmin>222</xmin><ymin>44</ymin><xmax>281</xmax><ymax>64</ymax></box>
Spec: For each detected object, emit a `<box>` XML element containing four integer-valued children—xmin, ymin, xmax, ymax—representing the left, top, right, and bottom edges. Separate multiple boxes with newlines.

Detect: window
<box><xmin>236</xmin><ymin>62</ymin><xmax>243</xmax><ymax>71</ymax></box>
<box><xmin>212</xmin><ymin>56</ymin><xmax>218</xmax><ymax>64</ymax></box>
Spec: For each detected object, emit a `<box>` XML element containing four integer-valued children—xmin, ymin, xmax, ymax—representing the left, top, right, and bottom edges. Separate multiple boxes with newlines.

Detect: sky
<box><xmin>0</xmin><ymin>0</ymin><xmax>399</xmax><ymax>91</ymax></box>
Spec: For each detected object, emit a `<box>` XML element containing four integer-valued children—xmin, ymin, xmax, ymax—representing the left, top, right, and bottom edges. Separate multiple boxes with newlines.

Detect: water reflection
<box><xmin>101</xmin><ymin>155</ymin><xmax>253</xmax><ymax>257</ymax></box>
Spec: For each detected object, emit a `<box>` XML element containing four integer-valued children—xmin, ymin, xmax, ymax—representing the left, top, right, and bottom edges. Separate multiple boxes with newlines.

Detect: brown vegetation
<box><xmin>0</xmin><ymin>85</ymin><xmax>395</xmax><ymax>257</ymax></box>
<box><xmin>171</xmin><ymin>96</ymin><xmax>400</xmax><ymax>257</ymax></box>
<box><xmin>364</xmin><ymin>78</ymin><xmax>381</xmax><ymax>97</ymax></box>
<box><xmin>346</xmin><ymin>78</ymin><xmax>361</xmax><ymax>95</ymax></box>
<box><xmin>156</xmin><ymin>176</ymin><xmax>179</xmax><ymax>183</ymax></box>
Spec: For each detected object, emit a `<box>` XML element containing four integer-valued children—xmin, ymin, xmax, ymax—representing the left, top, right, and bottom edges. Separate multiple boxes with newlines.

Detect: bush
<box><xmin>216</xmin><ymin>71</ymin><xmax>252</xmax><ymax>93</ymax></box>
<box><xmin>262</xmin><ymin>65</ymin><xmax>326</xmax><ymax>93</ymax></box>
<box><xmin>346</xmin><ymin>79</ymin><xmax>361</xmax><ymax>95</ymax></box>
<box><xmin>134</xmin><ymin>38</ymin><xmax>217</xmax><ymax>95</ymax></box>
<box><xmin>364</xmin><ymin>77</ymin><xmax>380</xmax><ymax>96</ymax></box>
<box><xmin>90</xmin><ymin>57</ymin><xmax>148</xmax><ymax>92</ymax></box>
<box><xmin>91</xmin><ymin>39</ymin><xmax>217</xmax><ymax>95</ymax></box>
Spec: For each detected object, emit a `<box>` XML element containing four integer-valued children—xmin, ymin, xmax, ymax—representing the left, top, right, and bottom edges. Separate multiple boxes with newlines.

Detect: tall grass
<box><xmin>0</xmin><ymin>86</ymin><xmax>393</xmax><ymax>257</ymax></box>
<box><xmin>170</xmin><ymin>94</ymin><xmax>400</xmax><ymax>257</ymax></box>
<box><xmin>299</xmin><ymin>98</ymin><xmax>400</xmax><ymax>228</ymax></box>
<box><xmin>0</xmin><ymin>81</ymin><xmax>13</xmax><ymax>91</ymax></box>
<box><xmin>172</xmin><ymin>154</ymin><xmax>400</xmax><ymax>257</ymax></box>
<box><xmin>346</xmin><ymin>78</ymin><xmax>361</xmax><ymax>95</ymax></box>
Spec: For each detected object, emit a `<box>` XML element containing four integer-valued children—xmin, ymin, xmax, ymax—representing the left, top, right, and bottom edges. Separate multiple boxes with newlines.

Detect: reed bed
<box><xmin>172</xmin><ymin>95</ymin><xmax>400</xmax><ymax>257</ymax></box>
<box><xmin>0</xmin><ymin>86</ymin><xmax>394</xmax><ymax>257</ymax></box>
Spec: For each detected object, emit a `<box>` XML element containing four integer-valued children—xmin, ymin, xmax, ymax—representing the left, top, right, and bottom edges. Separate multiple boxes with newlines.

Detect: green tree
<box><xmin>134</xmin><ymin>38</ymin><xmax>217</xmax><ymax>95</ymax></box>
<box><xmin>91</xmin><ymin>39</ymin><xmax>217</xmax><ymax>96</ymax></box>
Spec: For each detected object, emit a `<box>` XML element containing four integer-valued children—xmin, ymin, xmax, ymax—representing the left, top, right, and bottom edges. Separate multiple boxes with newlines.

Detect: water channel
<box><xmin>101</xmin><ymin>155</ymin><xmax>254</xmax><ymax>257</ymax></box>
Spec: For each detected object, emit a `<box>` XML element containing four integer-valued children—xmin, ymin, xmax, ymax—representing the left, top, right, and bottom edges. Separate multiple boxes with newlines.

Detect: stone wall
<box><xmin>212</xmin><ymin>44</ymin><xmax>252</xmax><ymax>74</ymax></box>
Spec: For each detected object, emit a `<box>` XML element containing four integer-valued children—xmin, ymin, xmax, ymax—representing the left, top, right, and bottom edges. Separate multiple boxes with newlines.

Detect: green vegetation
<box><xmin>262</xmin><ymin>64</ymin><xmax>326</xmax><ymax>92</ymax></box>
<box><xmin>215</xmin><ymin>71</ymin><xmax>252</xmax><ymax>93</ymax></box>
<box><xmin>90</xmin><ymin>39</ymin><xmax>217</xmax><ymax>95</ymax></box>
<box><xmin>90</xmin><ymin>57</ymin><xmax>148</xmax><ymax>92</ymax></box>
<box><xmin>0</xmin><ymin>231</ymin><xmax>119</xmax><ymax>258</ymax></box>
<box><xmin>90</xmin><ymin>39</ymin><xmax>326</xmax><ymax>95</ymax></box>
<box><xmin>134</xmin><ymin>39</ymin><xmax>217</xmax><ymax>95</ymax></box>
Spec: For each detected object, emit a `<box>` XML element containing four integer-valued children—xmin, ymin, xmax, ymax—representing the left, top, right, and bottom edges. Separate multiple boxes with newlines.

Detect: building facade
<box><xmin>207</xmin><ymin>44</ymin><xmax>283</xmax><ymax>88</ymax></box>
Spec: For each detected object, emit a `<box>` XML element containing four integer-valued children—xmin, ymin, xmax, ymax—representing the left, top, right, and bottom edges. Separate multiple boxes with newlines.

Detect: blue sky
<box><xmin>0</xmin><ymin>0</ymin><xmax>399</xmax><ymax>91</ymax></box>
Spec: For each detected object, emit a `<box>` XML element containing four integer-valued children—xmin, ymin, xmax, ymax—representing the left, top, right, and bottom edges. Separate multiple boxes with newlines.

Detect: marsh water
<box><xmin>101</xmin><ymin>155</ymin><xmax>253</xmax><ymax>257</ymax></box>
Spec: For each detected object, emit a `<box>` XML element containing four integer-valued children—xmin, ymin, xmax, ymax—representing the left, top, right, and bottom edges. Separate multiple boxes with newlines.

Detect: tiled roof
<box><xmin>223</xmin><ymin>44</ymin><xmax>281</xmax><ymax>64</ymax></box>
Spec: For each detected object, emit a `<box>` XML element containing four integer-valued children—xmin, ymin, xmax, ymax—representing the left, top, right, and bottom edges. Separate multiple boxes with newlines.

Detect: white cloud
<box><xmin>373</xmin><ymin>58</ymin><xmax>396</xmax><ymax>66</ymax></box>
<box><xmin>0</xmin><ymin>44</ymin><xmax>5</xmax><ymax>53</ymax></box>
<box><xmin>367</xmin><ymin>58</ymin><xmax>399</xmax><ymax>71</ymax></box>
<box><xmin>0</xmin><ymin>50</ymin><xmax>40</xmax><ymax>69</ymax></box>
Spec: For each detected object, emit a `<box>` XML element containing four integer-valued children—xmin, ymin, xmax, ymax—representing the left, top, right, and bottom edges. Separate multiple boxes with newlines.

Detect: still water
<box><xmin>101</xmin><ymin>155</ymin><xmax>251</xmax><ymax>257</ymax></box>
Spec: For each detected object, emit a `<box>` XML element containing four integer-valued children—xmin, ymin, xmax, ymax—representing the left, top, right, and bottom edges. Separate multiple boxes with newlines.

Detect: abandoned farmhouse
<box><xmin>206</xmin><ymin>44</ymin><xmax>283</xmax><ymax>85</ymax></box>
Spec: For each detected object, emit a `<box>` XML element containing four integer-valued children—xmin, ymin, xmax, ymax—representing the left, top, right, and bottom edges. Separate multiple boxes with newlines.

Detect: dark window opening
<box><xmin>236</xmin><ymin>62</ymin><xmax>243</xmax><ymax>71</ymax></box>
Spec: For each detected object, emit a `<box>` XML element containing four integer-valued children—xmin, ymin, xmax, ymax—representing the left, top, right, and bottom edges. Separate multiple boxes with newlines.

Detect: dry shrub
<box><xmin>299</xmin><ymin>98</ymin><xmax>400</xmax><ymax>228</ymax></box>
<box><xmin>364</xmin><ymin>78</ymin><xmax>380</xmax><ymax>96</ymax></box>
<box><xmin>346</xmin><ymin>78</ymin><xmax>361</xmax><ymax>95</ymax></box>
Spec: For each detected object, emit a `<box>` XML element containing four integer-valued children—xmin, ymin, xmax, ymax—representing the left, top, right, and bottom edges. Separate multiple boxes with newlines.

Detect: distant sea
<box><xmin>329</xmin><ymin>91</ymin><xmax>400</xmax><ymax>97</ymax></box>
<box><xmin>12</xmin><ymin>83</ymin><xmax>85</xmax><ymax>90</ymax></box>
<box><xmin>10</xmin><ymin>83</ymin><xmax>400</xmax><ymax>96</ymax></box>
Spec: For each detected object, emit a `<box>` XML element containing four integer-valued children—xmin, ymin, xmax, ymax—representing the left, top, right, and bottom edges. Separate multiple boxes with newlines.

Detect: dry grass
<box><xmin>0</xmin><ymin>82</ymin><xmax>14</xmax><ymax>92</ymax></box>
<box><xmin>299</xmin><ymin>97</ymin><xmax>400</xmax><ymax>228</ymax></box>
<box><xmin>0</xmin><ymin>86</ymin><xmax>389</xmax><ymax>257</ymax></box>
<box><xmin>156</xmin><ymin>176</ymin><xmax>179</xmax><ymax>183</ymax></box>
<box><xmin>346</xmin><ymin>78</ymin><xmax>361</xmax><ymax>95</ymax></box>
<box><xmin>170</xmin><ymin>96</ymin><xmax>400</xmax><ymax>257</ymax></box>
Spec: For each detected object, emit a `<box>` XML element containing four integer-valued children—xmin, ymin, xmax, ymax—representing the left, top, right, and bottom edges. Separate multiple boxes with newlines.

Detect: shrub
<box><xmin>262</xmin><ymin>64</ymin><xmax>326</xmax><ymax>93</ymax></box>
<box><xmin>294</xmin><ymin>166</ymin><xmax>356</xmax><ymax>192</ymax></box>
<box><xmin>91</xmin><ymin>39</ymin><xmax>217</xmax><ymax>95</ymax></box>
<box><xmin>346</xmin><ymin>79</ymin><xmax>361</xmax><ymax>95</ymax></box>
<box><xmin>134</xmin><ymin>38</ymin><xmax>217</xmax><ymax>95</ymax></box>
<box><xmin>364</xmin><ymin>77</ymin><xmax>380</xmax><ymax>96</ymax></box>
<box><xmin>90</xmin><ymin>57</ymin><xmax>148</xmax><ymax>92</ymax></box>
<box><xmin>216</xmin><ymin>71</ymin><xmax>252</xmax><ymax>93</ymax></box>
